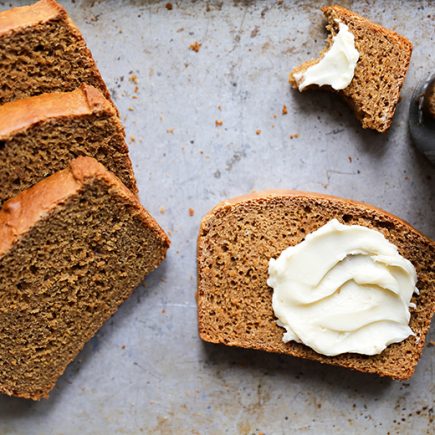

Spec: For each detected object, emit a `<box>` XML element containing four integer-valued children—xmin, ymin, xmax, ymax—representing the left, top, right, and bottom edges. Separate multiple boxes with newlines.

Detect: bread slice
<box><xmin>0</xmin><ymin>84</ymin><xmax>137</xmax><ymax>207</ymax></box>
<box><xmin>197</xmin><ymin>191</ymin><xmax>434</xmax><ymax>380</ymax></box>
<box><xmin>0</xmin><ymin>0</ymin><xmax>111</xmax><ymax>104</ymax></box>
<box><xmin>0</xmin><ymin>157</ymin><xmax>170</xmax><ymax>400</ymax></box>
<box><xmin>289</xmin><ymin>5</ymin><xmax>413</xmax><ymax>133</ymax></box>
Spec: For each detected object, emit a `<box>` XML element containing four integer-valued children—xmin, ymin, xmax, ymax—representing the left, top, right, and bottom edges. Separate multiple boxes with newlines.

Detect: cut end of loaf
<box><xmin>289</xmin><ymin>5</ymin><xmax>413</xmax><ymax>133</ymax></box>
<box><xmin>197</xmin><ymin>191</ymin><xmax>434</xmax><ymax>381</ymax></box>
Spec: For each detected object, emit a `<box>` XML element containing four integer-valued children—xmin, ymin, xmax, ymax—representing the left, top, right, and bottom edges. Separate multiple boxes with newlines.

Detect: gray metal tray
<box><xmin>0</xmin><ymin>1</ymin><xmax>433</xmax><ymax>433</ymax></box>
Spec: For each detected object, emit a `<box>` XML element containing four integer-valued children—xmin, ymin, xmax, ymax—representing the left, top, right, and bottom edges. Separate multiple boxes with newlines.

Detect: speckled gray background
<box><xmin>0</xmin><ymin>0</ymin><xmax>433</xmax><ymax>434</ymax></box>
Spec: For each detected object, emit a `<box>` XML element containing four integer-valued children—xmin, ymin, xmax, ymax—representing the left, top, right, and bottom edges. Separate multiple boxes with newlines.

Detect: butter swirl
<box><xmin>293</xmin><ymin>21</ymin><xmax>360</xmax><ymax>91</ymax></box>
<box><xmin>267</xmin><ymin>219</ymin><xmax>418</xmax><ymax>356</ymax></box>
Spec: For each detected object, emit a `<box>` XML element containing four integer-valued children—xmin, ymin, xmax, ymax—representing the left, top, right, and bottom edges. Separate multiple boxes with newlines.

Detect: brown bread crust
<box><xmin>0</xmin><ymin>0</ymin><xmax>62</xmax><ymax>37</ymax></box>
<box><xmin>0</xmin><ymin>0</ymin><xmax>112</xmax><ymax>103</ymax></box>
<box><xmin>0</xmin><ymin>157</ymin><xmax>167</xmax><ymax>257</ymax></box>
<box><xmin>289</xmin><ymin>5</ymin><xmax>413</xmax><ymax>133</ymax></box>
<box><xmin>0</xmin><ymin>157</ymin><xmax>170</xmax><ymax>399</ymax></box>
<box><xmin>197</xmin><ymin>191</ymin><xmax>434</xmax><ymax>380</ymax></box>
<box><xmin>0</xmin><ymin>84</ymin><xmax>114</xmax><ymax>138</ymax></box>
<box><xmin>0</xmin><ymin>85</ymin><xmax>138</xmax><ymax>205</ymax></box>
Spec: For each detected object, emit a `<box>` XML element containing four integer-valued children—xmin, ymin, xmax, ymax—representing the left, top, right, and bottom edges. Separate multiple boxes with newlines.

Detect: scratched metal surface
<box><xmin>0</xmin><ymin>0</ymin><xmax>433</xmax><ymax>434</ymax></box>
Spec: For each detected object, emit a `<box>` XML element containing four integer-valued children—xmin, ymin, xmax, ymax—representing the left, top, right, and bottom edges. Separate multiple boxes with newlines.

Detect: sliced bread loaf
<box><xmin>0</xmin><ymin>84</ymin><xmax>137</xmax><ymax>207</ymax></box>
<box><xmin>0</xmin><ymin>157</ymin><xmax>170</xmax><ymax>400</ymax></box>
<box><xmin>197</xmin><ymin>191</ymin><xmax>434</xmax><ymax>380</ymax></box>
<box><xmin>289</xmin><ymin>5</ymin><xmax>413</xmax><ymax>133</ymax></box>
<box><xmin>0</xmin><ymin>0</ymin><xmax>111</xmax><ymax>104</ymax></box>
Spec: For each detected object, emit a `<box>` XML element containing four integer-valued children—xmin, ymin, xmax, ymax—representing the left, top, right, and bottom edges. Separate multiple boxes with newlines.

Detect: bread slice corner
<box><xmin>289</xmin><ymin>5</ymin><xmax>413</xmax><ymax>133</ymax></box>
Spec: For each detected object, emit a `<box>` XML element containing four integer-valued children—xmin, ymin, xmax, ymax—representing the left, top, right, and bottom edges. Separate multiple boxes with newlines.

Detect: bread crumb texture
<box><xmin>289</xmin><ymin>5</ymin><xmax>412</xmax><ymax>133</ymax></box>
<box><xmin>0</xmin><ymin>158</ymin><xmax>169</xmax><ymax>399</ymax></box>
<box><xmin>197</xmin><ymin>191</ymin><xmax>434</xmax><ymax>380</ymax></box>
<box><xmin>0</xmin><ymin>0</ymin><xmax>111</xmax><ymax>104</ymax></box>
<box><xmin>0</xmin><ymin>86</ymin><xmax>137</xmax><ymax>207</ymax></box>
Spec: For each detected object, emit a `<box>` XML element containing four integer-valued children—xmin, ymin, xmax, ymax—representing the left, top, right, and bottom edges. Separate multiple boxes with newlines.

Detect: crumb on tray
<box><xmin>129</xmin><ymin>73</ymin><xmax>139</xmax><ymax>85</ymax></box>
<box><xmin>189</xmin><ymin>41</ymin><xmax>202</xmax><ymax>52</ymax></box>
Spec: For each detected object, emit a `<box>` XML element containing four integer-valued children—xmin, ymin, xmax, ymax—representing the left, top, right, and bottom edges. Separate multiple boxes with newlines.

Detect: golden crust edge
<box><xmin>0</xmin><ymin>157</ymin><xmax>169</xmax><ymax>258</ymax></box>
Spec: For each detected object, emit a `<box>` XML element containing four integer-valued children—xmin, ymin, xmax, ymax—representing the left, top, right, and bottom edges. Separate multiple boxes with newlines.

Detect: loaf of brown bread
<box><xmin>197</xmin><ymin>191</ymin><xmax>434</xmax><ymax>380</ymax></box>
<box><xmin>289</xmin><ymin>5</ymin><xmax>413</xmax><ymax>133</ymax></box>
<box><xmin>0</xmin><ymin>157</ymin><xmax>170</xmax><ymax>400</ymax></box>
<box><xmin>0</xmin><ymin>0</ymin><xmax>111</xmax><ymax>104</ymax></box>
<box><xmin>0</xmin><ymin>84</ymin><xmax>137</xmax><ymax>207</ymax></box>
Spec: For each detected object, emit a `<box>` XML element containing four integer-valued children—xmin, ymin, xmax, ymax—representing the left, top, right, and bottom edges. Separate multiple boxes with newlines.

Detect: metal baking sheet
<box><xmin>0</xmin><ymin>0</ymin><xmax>433</xmax><ymax>433</ymax></box>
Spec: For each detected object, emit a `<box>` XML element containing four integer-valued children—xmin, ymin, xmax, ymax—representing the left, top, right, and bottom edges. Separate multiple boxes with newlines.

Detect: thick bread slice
<box><xmin>197</xmin><ymin>191</ymin><xmax>434</xmax><ymax>380</ymax></box>
<box><xmin>0</xmin><ymin>84</ymin><xmax>137</xmax><ymax>207</ymax></box>
<box><xmin>0</xmin><ymin>0</ymin><xmax>111</xmax><ymax>104</ymax></box>
<box><xmin>289</xmin><ymin>5</ymin><xmax>413</xmax><ymax>133</ymax></box>
<box><xmin>0</xmin><ymin>157</ymin><xmax>170</xmax><ymax>400</ymax></box>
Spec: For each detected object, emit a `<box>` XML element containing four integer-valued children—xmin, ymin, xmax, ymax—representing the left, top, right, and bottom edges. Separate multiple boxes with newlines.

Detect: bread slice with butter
<box><xmin>289</xmin><ymin>5</ymin><xmax>413</xmax><ymax>133</ymax></box>
<box><xmin>197</xmin><ymin>191</ymin><xmax>434</xmax><ymax>380</ymax></box>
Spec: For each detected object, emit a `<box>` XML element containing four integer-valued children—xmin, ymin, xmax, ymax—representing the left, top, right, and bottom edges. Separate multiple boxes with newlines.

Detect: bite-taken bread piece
<box><xmin>197</xmin><ymin>191</ymin><xmax>434</xmax><ymax>380</ymax></box>
<box><xmin>0</xmin><ymin>157</ymin><xmax>170</xmax><ymax>400</ymax></box>
<box><xmin>289</xmin><ymin>5</ymin><xmax>413</xmax><ymax>133</ymax></box>
<box><xmin>0</xmin><ymin>84</ymin><xmax>137</xmax><ymax>207</ymax></box>
<box><xmin>0</xmin><ymin>0</ymin><xmax>111</xmax><ymax>104</ymax></box>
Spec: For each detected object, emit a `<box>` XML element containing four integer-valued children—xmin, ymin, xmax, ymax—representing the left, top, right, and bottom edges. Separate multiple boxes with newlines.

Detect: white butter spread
<box><xmin>267</xmin><ymin>219</ymin><xmax>418</xmax><ymax>356</ymax></box>
<box><xmin>294</xmin><ymin>21</ymin><xmax>359</xmax><ymax>91</ymax></box>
